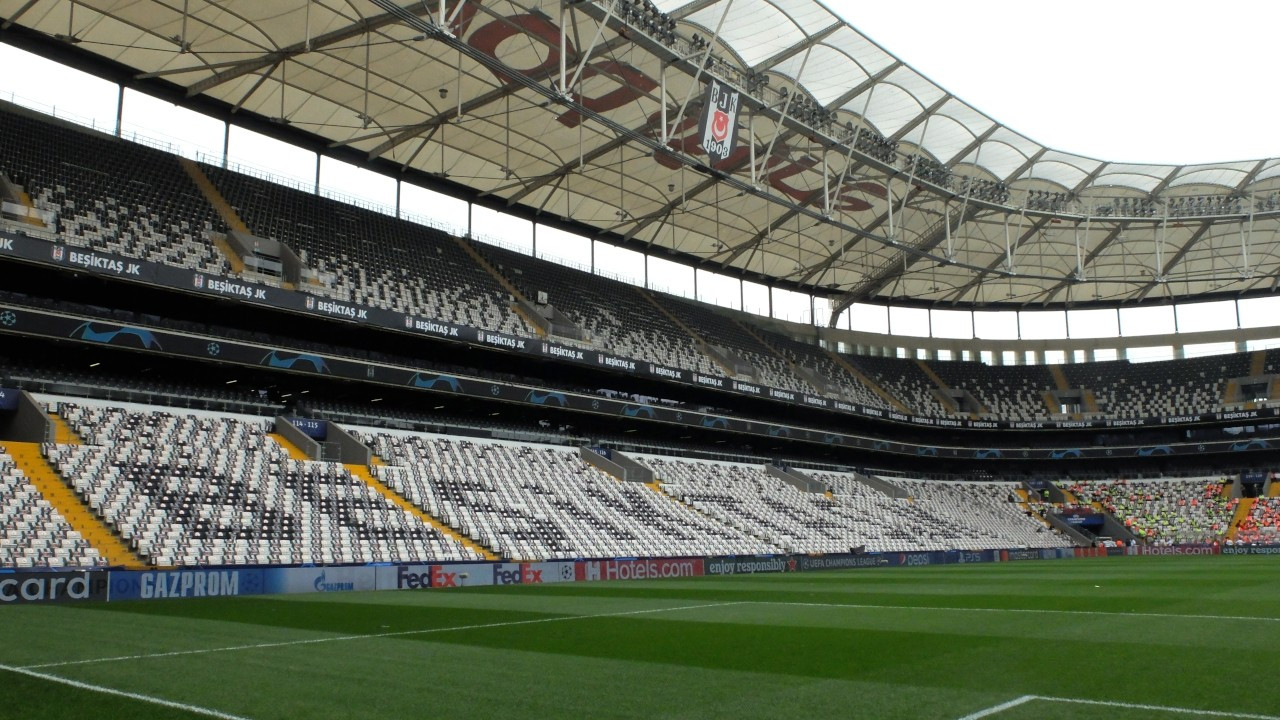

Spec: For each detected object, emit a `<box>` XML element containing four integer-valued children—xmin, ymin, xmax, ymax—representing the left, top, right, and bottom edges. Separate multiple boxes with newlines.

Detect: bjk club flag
<box><xmin>698</xmin><ymin>80</ymin><xmax>741</xmax><ymax>164</ymax></box>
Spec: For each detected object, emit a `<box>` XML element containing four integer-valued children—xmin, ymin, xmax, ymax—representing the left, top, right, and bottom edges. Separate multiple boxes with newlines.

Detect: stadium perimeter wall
<box><xmin>3</xmin><ymin>544</ymin><xmax>1271</xmax><ymax>605</ymax></box>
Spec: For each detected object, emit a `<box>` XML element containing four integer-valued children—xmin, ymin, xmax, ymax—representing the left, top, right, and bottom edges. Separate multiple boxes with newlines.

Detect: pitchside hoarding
<box><xmin>705</xmin><ymin>556</ymin><xmax>793</xmax><ymax>575</ymax></box>
<box><xmin>1221</xmin><ymin>544</ymin><xmax>1280</xmax><ymax>555</ymax></box>
<box><xmin>264</xmin><ymin>566</ymin><xmax>376</xmax><ymax>594</ymax></box>
<box><xmin>378</xmin><ymin>563</ymin><xmax>494</xmax><ymax>590</ymax></box>
<box><xmin>574</xmin><ymin>558</ymin><xmax>704</xmax><ymax>582</ymax></box>
<box><xmin>108</xmin><ymin>569</ymin><xmax>265</xmax><ymax>601</ymax></box>
<box><xmin>0</xmin><ymin>542</ymin><xmax>1250</xmax><ymax>604</ymax></box>
<box><xmin>0</xmin><ymin>570</ymin><xmax>108</xmax><ymax>604</ymax></box>
<box><xmin>491</xmin><ymin>562</ymin><xmax>577</xmax><ymax>585</ymax></box>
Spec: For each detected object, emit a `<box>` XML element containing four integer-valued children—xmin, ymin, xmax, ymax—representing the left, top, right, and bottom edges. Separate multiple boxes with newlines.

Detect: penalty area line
<box><xmin>0</xmin><ymin>663</ymin><xmax>252</xmax><ymax>720</ymax></box>
<box><xmin>957</xmin><ymin>695</ymin><xmax>1280</xmax><ymax>720</ymax></box>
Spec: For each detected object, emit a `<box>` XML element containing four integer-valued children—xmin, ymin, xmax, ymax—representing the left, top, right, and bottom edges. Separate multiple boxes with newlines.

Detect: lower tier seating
<box><xmin>0</xmin><ymin>447</ymin><xmax>104</xmax><ymax>568</ymax></box>
<box><xmin>47</xmin><ymin>401</ymin><xmax>479</xmax><ymax>566</ymax></box>
<box><xmin>366</xmin><ymin>432</ymin><xmax>775</xmax><ymax>560</ymax></box>
<box><xmin>1067</xmin><ymin>477</ymin><xmax>1237</xmax><ymax>544</ymax></box>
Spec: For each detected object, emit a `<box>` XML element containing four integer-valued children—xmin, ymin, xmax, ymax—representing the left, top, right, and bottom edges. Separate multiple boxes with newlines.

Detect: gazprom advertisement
<box><xmin>108</xmin><ymin>569</ymin><xmax>266</xmax><ymax>601</ymax></box>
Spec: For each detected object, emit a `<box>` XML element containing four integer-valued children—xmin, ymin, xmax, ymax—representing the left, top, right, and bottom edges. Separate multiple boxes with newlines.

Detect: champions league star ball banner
<box><xmin>698</xmin><ymin>80</ymin><xmax>741</xmax><ymax>164</ymax></box>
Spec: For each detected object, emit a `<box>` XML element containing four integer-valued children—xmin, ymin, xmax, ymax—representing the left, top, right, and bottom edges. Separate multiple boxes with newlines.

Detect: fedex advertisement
<box><xmin>492</xmin><ymin>562</ymin><xmax>576</xmax><ymax>585</ymax></box>
<box><xmin>378</xmin><ymin>563</ymin><xmax>493</xmax><ymax>589</ymax></box>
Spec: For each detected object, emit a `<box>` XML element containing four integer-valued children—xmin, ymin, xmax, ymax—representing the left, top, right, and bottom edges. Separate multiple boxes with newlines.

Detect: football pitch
<box><xmin>2</xmin><ymin>555</ymin><xmax>1278</xmax><ymax>719</ymax></box>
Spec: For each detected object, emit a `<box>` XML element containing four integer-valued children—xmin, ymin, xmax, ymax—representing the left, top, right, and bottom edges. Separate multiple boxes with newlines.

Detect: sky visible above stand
<box><xmin>829</xmin><ymin>0</ymin><xmax>1280</xmax><ymax>166</ymax></box>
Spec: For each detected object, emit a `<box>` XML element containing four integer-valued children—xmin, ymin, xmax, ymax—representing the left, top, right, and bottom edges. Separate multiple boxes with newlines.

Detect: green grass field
<box><xmin>2</xmin><ymin>556</ymin><xmax>1278</xmax><ymax>719</ymax></box>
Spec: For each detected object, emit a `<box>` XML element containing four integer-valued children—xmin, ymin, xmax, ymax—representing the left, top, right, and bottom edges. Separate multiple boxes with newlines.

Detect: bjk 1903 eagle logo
<box><xmin>700</xmin><ymin>81</ymin><xmax>740</xmax><ymax>164</ymax></box>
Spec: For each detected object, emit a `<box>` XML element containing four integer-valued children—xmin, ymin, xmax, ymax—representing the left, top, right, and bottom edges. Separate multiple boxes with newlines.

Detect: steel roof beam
<box><xmin>181</xmin><ymin>6</ymin><xmax>433</xmax><ymax>98</ymax></box>
<box><xmin>718</xmin><ymin>92</ymin><xmax>954</xmax><ymax>272</ymax></box>
<box><xmin>826</xmin><ymin>136</ymin><xmax>1041</xmax><ymax>318</ymax></box>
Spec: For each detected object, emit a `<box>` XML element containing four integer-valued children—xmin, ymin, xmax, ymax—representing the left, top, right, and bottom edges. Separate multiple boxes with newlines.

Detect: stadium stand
<box><xmin>1062</xmin><ymin>353</ymin><xmax>1252</xmax><ymax>418</ymax></box>
<box><xmin>638</xmin><ymin>456</ymin><xmax>866</xmax><ymax>553</ymax></box>
<box><xmin>1067</xmin><ymin>476</ymin><xmax>1237</xmax><ymax>544</ymax></box>
<box><xmin>1234</xmin><ymin>497</ymin><xmax>1280</xmax><ymax>544</ymax></box>
<box><xmin>472</xmin><ymin>241</ymin><xmax>723</xmax><ymax>375</ymax></box>
<box><xmin>365</xmin><ymin>432</ymin><xmax>776</xmax><ymax>559</ymax></box>
<box><xmin>847</xmin><ymin>355</ymin><xmax>948</xmax><ymax>416</ymax></box>
<box><xmin>0</xmin><ymin>447</ymin><xmax>104</xmax><ymax>568</ymax></box>
<box><xmin>0</xmin><ymin>105</ymin><xmax>230</xmax><ymax>274</ymax></box>
<box><xmin>46</xmin><ymin>401</ymin><xmax>479</xmax><ymax>566</ymax></box>
<box><xmin>927</xmin><ymin>361</ymin><xmax>1056</xmax><ymax>421</ymax></box>
<box><xmin>815</xmin><ymin>472</ymin><xmax>1071</xmax><ymax>550</ymax></box>
<box><xmin>199</xmin><ymin>162</ymin><xmax>531</xmax><ymax>336</ymax></box>
<box><xmin>888</xmin><ymin>478</ymin><xmax>1073</xmax><ymax>549</ymax></box>
<box><xmin>1</xmin><ymin>105</ymin><xmax>1273</xmax><ymax>429</ymax></box>
<box><xmin>747</xmin><ymin>330</ymin><xmax>890</xmax><ymax>405</ymax></box>
<box><xmin>656</xmin><ymin>295</ymin><xmax>815</xmax><ymax>392</ymax></box>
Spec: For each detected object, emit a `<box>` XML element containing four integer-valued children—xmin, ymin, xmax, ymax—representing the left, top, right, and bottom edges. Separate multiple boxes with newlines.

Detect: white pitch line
<box><xmin>757</xmin><ymin>600</ymin><xmax>1280</xmax><ymax>624</ymax></box>
<box><xmin>0</xmin><ymin>663</ymin><xmax>252</xmax><ymax>720</ymax></box>
<box><xmin>955</xmin><ymin>695</ymin><xmax>1036</xmax><ymax>720</ymax></box>
<box><xmin>1034</xmin><ymin>695</ymin><xmax>1280</xmax><ymax>720</ymax></box>
<box><xmin>23</xmin><ymin>600</ymin><xmax>745</xmax><ymax>670</ymax></box>
<box><xmin>956</xmin><ymin>695</ymin><xmax>1280</xmax><ymax>720</ymax></box>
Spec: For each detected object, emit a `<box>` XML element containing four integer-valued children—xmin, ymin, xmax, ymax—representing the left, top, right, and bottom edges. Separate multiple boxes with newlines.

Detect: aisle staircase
<box><xmin>826</xmin><ymin>351</ymin><xmax>913</xmax><ymax>413</ymax></box>
<box><xmin>6</xmin><ymin>442</ymin><xmax>146</xmax><ymax>568</ymax></box>
<box><xmin>270</xmin><ymin>432</ymin><xmax>311</xmax><ymax>461</ymax></box>
<box><xmin>452</xmin><ymin>236</ymin><xmax>547</xmax><ymax>337</ymax></box>
<box><xmin>635</xmin><ymin>288</ymin><xmax>737</xmax><ymax>377</ymax></box>
<box><xmin>346</xmin><ymin>462</ymin><xmax>498</xmax><ymax>561</ymax></box>
<box><xmin>178</xmin><ymin>158</ymin><xmax>248</xmax><ymax>275</ymax></box>
<box><xmin>49</xmin><ymin>412</ymin><xmax>82</xmax><ymax>444</ymax></box>
<box><xmin>1226</xmin><ymin>498</ymin><xmax>1256</xmax><ymax>541</ymax></box>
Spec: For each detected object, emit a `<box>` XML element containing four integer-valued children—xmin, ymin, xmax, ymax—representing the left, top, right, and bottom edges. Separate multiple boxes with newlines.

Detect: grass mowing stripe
<box><xmin>0</xmin><ymin>663</ymin><xmax>251</xmax><ymax>720</ymax></box>
<box><xmin>23</xmin><ymin>600</ymin><xmax>745</xmax><ymax>670</ymax></box>
<box><xmin>764</xmin><ymin>600</ymin><xmax>1280</xmax><ymax>623</ymax></box>
<box><xmin>959</xmin><ymin>695</ymin><xmax>1280</xmax><ymax>720</ymax></box>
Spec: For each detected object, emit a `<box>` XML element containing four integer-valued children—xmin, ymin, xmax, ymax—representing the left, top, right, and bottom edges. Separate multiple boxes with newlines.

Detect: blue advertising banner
<box><xmin>0</xmin><ymin>387</ymin><xmax>18</xmax><ymax>411</ymax></box>
<box><xmin>262</xmin><ymin>566</ymin><xmax>375</xmax><ymax>594</ymax></box>
<box><xmin>108</xmin><ymin>569</ymin><xmax>265</xmax><ymax>601</ymax></box>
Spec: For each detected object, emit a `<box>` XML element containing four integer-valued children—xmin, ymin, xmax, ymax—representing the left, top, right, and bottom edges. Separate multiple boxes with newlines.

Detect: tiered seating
<box><xmin>1233</xmin><ymin>497</ymin><xmax>1280</xmax><ymax>544</ymax></box>
<box><xmin>639</xmin><ymin>457</ymin><xmax>870</xmax><ymax>554</ymax></box>
<box><xmin>0</xmin><ymin>105</ymin><xmax>229</xmax><ymax>273</ymax></box>
<box><xmin>848</xmin><ymin>355</ymin><xmax>948</xmax><ymax>416</ymax></box>
<box><xmin>815</xmin><ymin>472</ymin><xmax>1069</xmax><ymax>550</ymax></box>
<box><xmin>46</xmin><ymin>402</ymin><xmax>478</xmax><ymax>566</ymax></box>
<box><xmin>928</xmin><ymin>361</ymin><xmax>1055</xmax><ymax>421</ymax></box>
<box><xmin>1067</xmin><ymin>476</ymin><xmax>1237</xmax><ymax>544</ymax></box>
<box><xmin>888</xmin><ymin>478</ymin><xmax>1073</xmax><ymax>549</ymax></box>
<box><xmin>367</xmin><ymin>432</ymin><xmax>772</xmax><ymax>559</ymax></box>
<box><xmin>474</xmin><ymin>243</ymin><xmax>722</xmax><ymax>375</ymax></box>
<box><xmin>0</xmin><ymin>447</ymin><xmax>104</xmax><ymax>568</ymax></box>
<box><xmin>201</xmin><ymin>163</ymin><xmax>529</xmax><ymax>335</ymax></box>
<box><xmin>751</xmin><ymin>331</ymin><xmax>890</xmax><ymax>405</ymax></box>
<box><xmin>1063</xmin><ymin>353</ymin><xmax>1251</xmax><ymax>418</ymax></box>
<box><xmin>656</xmin><ymin>296</ymin><xmax>814</xmax><ymax>392</ymax></box>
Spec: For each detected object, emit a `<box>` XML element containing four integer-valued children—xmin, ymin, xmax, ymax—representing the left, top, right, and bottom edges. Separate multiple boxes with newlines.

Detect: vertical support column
<box><xmin>114</xmin><ymin>84</ymin><xmax>124</xmax><ymax>138</ymax></box>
